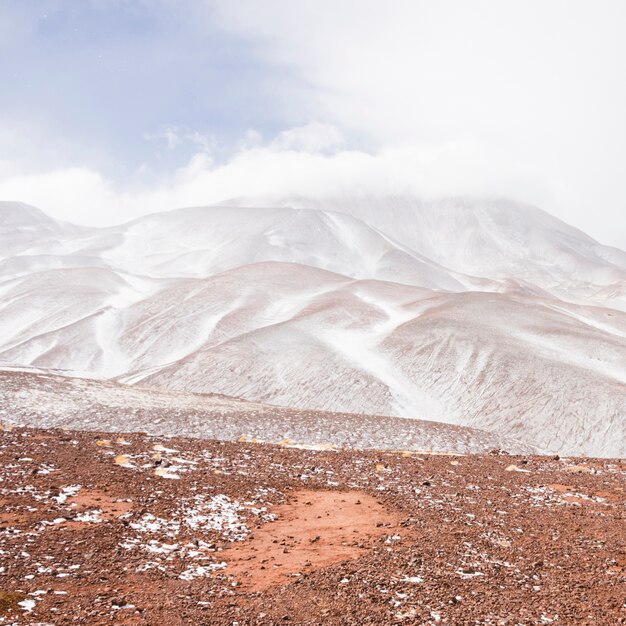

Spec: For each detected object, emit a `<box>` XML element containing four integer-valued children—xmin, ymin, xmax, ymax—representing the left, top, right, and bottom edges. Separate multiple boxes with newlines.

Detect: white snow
<box><xmin>0</xmin><ymin>198</ymin><xmax>624</xmax><ymax>456</ymax></box>
<box><xmin>178</xmin><ymin>562</ymin><xmax>226</xmax><ymax>580</ymax></box>
<box><xmin>52</xmin><ymin>485</ymin><xmax>80</xmax><ymax>504</ymax></box>
<box><xmin>74</xmin><ymin>510</ymin><xmax>103</xmax><ymax>523</ymax></box>
<box><xmin>18</xmin><ymin>598</ymin><xmax>37</xmax><ymax>612</ymax></box>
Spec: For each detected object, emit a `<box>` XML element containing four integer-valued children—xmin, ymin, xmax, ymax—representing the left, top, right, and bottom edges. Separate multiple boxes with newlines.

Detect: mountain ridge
<box><xmin>0</xmin><ymin>197</ymin><xmax>624</xmax><ymax>456</ymax></box>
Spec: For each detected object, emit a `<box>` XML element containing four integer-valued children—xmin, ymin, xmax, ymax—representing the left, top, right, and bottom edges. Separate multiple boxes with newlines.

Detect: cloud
<box><xmin>0</xmin><ymin>167</ymin><xmax>113</xmax><ymax>221</ymax></box>
<box><xmin>144</xmin><ymin>126</ymin><xmax>216</xmax><ymax>153</ymax></box>
<box><xmin>0</xmin><ymin>1</ymin><xmax>624</xmax><ymax>248</ymax></box>
<box><xmin>145</xmin><ymin>126</ymin><xmax>184</xmax><ymax>150</ymax></box>
<box><xmin>270</xmin><ymin>122</ymin><xmax>345</xmax><ymax>153</ymax></box>
<box><xmin>0</xmin><ymin>122</ymin><xmax>550</xmax><ymax>228</ymax></box>
<box><xmin>208</xmin><ymin>0</ymin><xmax>626</xmax><ymax>247</ymax></box>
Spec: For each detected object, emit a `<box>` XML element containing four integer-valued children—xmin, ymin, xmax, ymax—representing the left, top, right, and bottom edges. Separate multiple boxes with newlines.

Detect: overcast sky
<box><xmin>0</xmin><ymin>0</ymin><xmax>625</xmax><ymax>248</ymax></box>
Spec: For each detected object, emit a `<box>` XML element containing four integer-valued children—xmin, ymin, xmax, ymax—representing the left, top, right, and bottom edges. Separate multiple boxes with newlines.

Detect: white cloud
<box><xmin>0</xmin><ymin>1</ymin><xmax>625</xmax><ymax>248</ymax></box>
<box><xmin>145</xmin><ymin>125</ymin><xmax>183</xmax><ymax>150</ymax></box>
<box><xmin>270</xmin><ymin>122</ymin><xmax>345</xmax><ymax>153</ymax></box>
<box><xmin>0</xmin><ymin>167</ymin><xmax>113</xmax><ymax>220</ymax></box>
<box><xmin>207</xmin><ymin>0</ymin><xmax>626</xmax><ymax>247</ymax></box>
<box><xmin>0</xmin><ymin>122</ymin><xmax>556</xmax><ymax>230</ymax></box>
<box><xmin>144</xmin><ymin>125</ymin><xmax>215</xmax><ymax>153</ymax></box>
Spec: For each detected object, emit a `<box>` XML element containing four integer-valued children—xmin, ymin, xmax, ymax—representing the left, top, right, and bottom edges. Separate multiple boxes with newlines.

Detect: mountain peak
<box><xmin>0</xmin><ymin>201</ymin><xmax>56</xmax><ymax>228</ymax></box>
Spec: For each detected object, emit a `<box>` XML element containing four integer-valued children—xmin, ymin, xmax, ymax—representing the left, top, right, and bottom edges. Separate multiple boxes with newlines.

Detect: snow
<box><xmin>182</xmin><ymin>494</ymin><xmax>249</xmax><ymax>541</ymax></box>
<box><xmin>52</xmin><ymin>485</ymin><xmax>80</xmax><ymax>504</ymax></box>
<box><xmin>0</xmin><ymin>197</ymin><xmax>624</xmax><ymax>457</ymax></box>
<box><xmin>242</xmin><ymin>195</ymin><xmax>626</xmax><ymax>308</ymax></box>
<box><xmin>178</xmin><ymin>562</ymin><xmax>226</xmax><ymax>580</ymax></box>
<box><xmin>18</xmin><ymin>598</ymin><xmax>36</xmax><ymax>612</ymax></box>
<box><xmin>317</xmin><ymin>324</ymin><xmax>444</xmax><ymax>420</ymax></box>
<box><xmin>1</xmin><ymin>369</ymin><xmax>535</xmax><ymax>455</ymax></box>
<box><xmin>74</xmin><ymin>510</ymin><xmax>103</xmax><ymax>523</ymax></box>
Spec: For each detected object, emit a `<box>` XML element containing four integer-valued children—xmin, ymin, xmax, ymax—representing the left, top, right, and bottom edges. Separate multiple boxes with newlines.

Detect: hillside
<box><xmin>0</xmin><ymin>198</ymin><xmax>624</xmax><ymax>456</ymax></box>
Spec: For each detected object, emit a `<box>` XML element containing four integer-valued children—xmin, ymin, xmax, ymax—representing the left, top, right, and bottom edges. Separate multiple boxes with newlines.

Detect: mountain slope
<box><xmin>230</xmin><ymin>195</ymin><xmax>626</xmax><ymax>310</ymax></box>
<box><xmin>0</xmin><ymin>199</ymin><xmax>624</xmax><ymax>457</ymax></box>
<box><xmin>134</xmin><ymin>264</ymin><xmax>625</xmax><ymax>457</ymax></box>
<box><xmin>0</xmin><ymin>368</ymin><xmax>536</xmax><ymax>454</ymax></box>
<box><xmin>0</xmin><ymin>201</ymin><xmax>83</xmax><ymax>256</ymax></box>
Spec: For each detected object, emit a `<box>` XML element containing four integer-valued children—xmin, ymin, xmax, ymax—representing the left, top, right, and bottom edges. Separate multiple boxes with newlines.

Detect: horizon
<box><xmin>4</xmin><ymin>193</ymin><xmax>624</xmax><ymax>252</ymax></box>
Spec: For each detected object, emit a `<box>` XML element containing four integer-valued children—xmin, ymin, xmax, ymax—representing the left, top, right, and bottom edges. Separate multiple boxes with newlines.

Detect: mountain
<box><xmin>0</xmin><ymin>198</ymin><xmax>624</xmax><ymax>457</ymax></box>
<box><xmin>0</xmin><ymin>368</ymin><xmax>535</xmax><ymax>454</ymax></box>
<box><xmin>229</xmin><ymin>195</ymin><xmax>626</xmax><ymax>310</ymax></box>
<box><xmin>0</xmin><ymin>201</ymin><xmax>82</xmax><ymax>256</ymax></box>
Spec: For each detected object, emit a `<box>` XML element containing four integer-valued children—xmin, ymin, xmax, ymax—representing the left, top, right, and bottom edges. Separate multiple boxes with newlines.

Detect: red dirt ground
<box><xmin>0</xmin><ymin>427</ymin><xmax>624</xmax><ymax>625</ymax></box>
<box><xmin>226</xmin><ymin>490</ymin><xmax>404</xmax><ymax>591</ymax></box>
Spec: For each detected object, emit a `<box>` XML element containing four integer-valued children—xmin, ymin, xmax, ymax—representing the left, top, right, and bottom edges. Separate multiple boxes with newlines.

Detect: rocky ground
<box><xmin>0</xmin><ymin>426</ymin><xmax>624</xmax><ymax>625</ymax></box>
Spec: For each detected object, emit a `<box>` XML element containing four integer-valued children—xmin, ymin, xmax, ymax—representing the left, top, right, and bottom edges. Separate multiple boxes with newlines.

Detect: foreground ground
<box><xmin>0</xmin><ymin>427</ymin><xmax>624</xmax><ymax>625</ymax></box>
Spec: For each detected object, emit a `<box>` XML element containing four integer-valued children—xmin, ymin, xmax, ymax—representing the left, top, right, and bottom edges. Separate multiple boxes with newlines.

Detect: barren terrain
<box><xmin>0</xmin><ymin>427</ymin><xmax>624</xmax><ymax>625</ymax></box>
<box><xmin>0</xmin><ymin>369</ymin><xmax>533</xmax><ymax>455</ymax></box>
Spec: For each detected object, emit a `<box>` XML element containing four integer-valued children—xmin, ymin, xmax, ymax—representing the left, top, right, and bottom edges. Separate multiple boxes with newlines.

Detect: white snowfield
<box><xmin>0</xmin><ymin>197</ymin><xmax>624</xmax><ymax>457</ymax></box>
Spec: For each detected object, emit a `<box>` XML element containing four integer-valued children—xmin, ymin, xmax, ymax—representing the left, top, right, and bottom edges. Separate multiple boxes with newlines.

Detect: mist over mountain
<box><xmin>1</xmin><ymin>196</ymin><xmax>624</xmax><ymax>457</ymax></box>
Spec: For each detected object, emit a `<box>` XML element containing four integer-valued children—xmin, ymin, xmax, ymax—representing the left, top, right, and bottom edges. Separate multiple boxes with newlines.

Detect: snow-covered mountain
<box><xmin>230</xmin><ymin>195</ymin><xmax>626</xmax><ymax>310</ymax></box>
<box><xmin>0</xmin><ymin>197</ymin><xmax>624</xmax><ymax>457</ymax></box>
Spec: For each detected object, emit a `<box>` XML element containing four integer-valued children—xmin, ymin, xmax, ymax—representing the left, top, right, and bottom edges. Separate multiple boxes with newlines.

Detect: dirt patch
<box><xmin>0</xmin><ymin>498</ymin><xmax>21</xmax><ymax>527</ymax></box>
<box><xmin>68</xmin><ymin>488</ymin><xmax>133</xmax><ymax>520</ymax></box>
<box><xmin>0</xmin><ymin>511</ymin><xmax>27</xmax><ymax>527</ymax></box>
<box><xmin>547</xmin><ymin>483</ymin><xmax>617</xmax><ymax>506</ymax></box>
<box><xmin>224</xmin><ymin>490</ymin><xmax>403</xmax><ymax>591</ymax></box>
<box><xmin>0</xmin><ymin>591</ymin><xmax>28</xmax><ymax>615</ymax></box>
<box><xmin>0</xmin><ymin>489</ymin><xmax>133</xmax><ymax>530</ymax></box>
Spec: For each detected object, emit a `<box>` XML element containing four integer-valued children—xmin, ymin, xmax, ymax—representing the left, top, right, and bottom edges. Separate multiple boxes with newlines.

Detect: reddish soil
<box><xmin>0</xmin><ymin>427</ymin><xmax>624</xmax><ymax>625</ymax></box>
<box><xmin>71</xmin><ymin>488</ymin><xmax>133</xmax><ymax>516</ymax></box>
<box><xmin>226</xmin><ymin>490</ymin><xmax>404</xmax><ymax>590</ymax></box>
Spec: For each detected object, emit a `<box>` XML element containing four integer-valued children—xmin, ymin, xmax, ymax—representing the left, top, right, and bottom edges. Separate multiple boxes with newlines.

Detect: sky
<box><xmin>0</xmin><ymin>0</ymin><xmax>625</xmax><ymax>248</ymax></box>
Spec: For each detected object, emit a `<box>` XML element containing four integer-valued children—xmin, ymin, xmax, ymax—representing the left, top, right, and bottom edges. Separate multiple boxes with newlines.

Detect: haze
<box><xmin>0</xmin><ymin>0</ymin><xmax>625</xmax><ymax>248</ymax></box>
